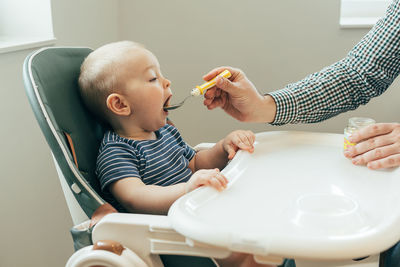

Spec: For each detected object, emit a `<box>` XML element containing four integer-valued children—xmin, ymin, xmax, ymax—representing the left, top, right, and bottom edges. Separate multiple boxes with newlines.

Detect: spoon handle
<box><xmin>191</xmin><ymin>70</ymin><xmax>232</xmax><ymax>96</ymax></box>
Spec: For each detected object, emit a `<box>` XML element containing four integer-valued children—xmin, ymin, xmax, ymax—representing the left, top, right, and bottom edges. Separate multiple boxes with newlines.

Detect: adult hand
<box><xmin>202</xmin><ymin>66</ymin><xmax>276</xmax><ymax>123</ymax></box>
<box><xmin>344</xmin><ymin>123</ymin><xmax>400</xmax><ymax>169</ymax></box>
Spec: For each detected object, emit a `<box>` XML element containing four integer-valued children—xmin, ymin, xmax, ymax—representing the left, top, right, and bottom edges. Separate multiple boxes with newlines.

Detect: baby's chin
<box><xmin>153</xmin><ymin>119</ymin><xmax>168</xmax><ymax>131</ymax></box>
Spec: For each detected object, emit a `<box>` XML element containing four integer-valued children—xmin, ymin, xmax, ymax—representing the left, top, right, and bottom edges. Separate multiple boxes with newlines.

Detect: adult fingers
<box><xmin>202</xmin><ymin>66</ymin><xmax>240</xmax><ymax>82</ymax></box>
<box><xmin>344</xmin><ymin>134</ymin><xmax>394</xmax><ymax>158</ymax></box>
<box><xmin>204</xmin><ymin>96</ymin><xmax>224</xmax><ymax>110</ymax></box>
<box><xmin>204</xmin><ymin>87</ymin><xmax>217</xmax><ymax>100</ymax></box>
<box><xmin>351</xmin><ymin>143</ymin><xmax>400</xmax><ymax>166</ymax></box>
<box><xmin>367</xmin><ymin>154</ymin><xmax>400</xmax><ymax>169</ymax></box>
<box><xmin>215</xmin><ymin>87</ymin><xmax>222</xmax><ymax>98</ymax></box>
<box><xmin>215</xmin><ymin>76</ymin><xmax>239</xmax><ymax>95</ymax></box>
<box><xmin>349</xmin><ymin>123</ymin><xmax>397</xmax><ymax>143</ymax></box>
<box><xmin>204</xmin><ymin>87</ymin><xmax>223</xmax><ymax>100</ymax></box>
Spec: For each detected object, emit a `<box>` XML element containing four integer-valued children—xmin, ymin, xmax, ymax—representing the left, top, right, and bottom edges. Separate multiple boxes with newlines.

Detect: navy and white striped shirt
<box><xmin>269</xmin><ymin>0</ymin><xmax>400</xmax><ymax>125</ymax></box>
<box><xmin>96</xmin><ymin>124</ymin><xmax>196</xmax><ymax>211</ymax></box>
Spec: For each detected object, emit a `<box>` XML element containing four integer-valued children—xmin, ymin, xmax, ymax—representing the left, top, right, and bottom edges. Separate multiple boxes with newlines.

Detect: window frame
<box><xmin>0</xmin><ymin>0</ymin><xmax>56</xmax><ymax>54</ymax></box>
<box><xmin>340</xmin><ymin>0</ymin><xmax>391</xmax><ymax>28</ymax></box>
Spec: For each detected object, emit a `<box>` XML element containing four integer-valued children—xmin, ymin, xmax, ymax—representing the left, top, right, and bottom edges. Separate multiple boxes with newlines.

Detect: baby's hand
<box><xmin>185</xmin><ymin>168</ymin><xmax>228</xmax><ymax>193</ymax></box>
<box><xmin>223</xmin><ymin>130</ymin><xmax>255</xmax><ymax>160</ymax></box>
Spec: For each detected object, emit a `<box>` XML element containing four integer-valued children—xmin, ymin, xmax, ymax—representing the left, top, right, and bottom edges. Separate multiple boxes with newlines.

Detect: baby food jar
<box><xmin>344</xmin><ymin>117</ymin><xmax>376</xmax><ymax>150</ymax></box>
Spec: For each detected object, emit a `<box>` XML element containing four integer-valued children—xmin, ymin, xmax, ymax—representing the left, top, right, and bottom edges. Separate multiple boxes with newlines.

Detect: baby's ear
<box><xmin>106</xmin><ymin>93</ymin><xmax>131</xmax><ymax>116</ymax></box>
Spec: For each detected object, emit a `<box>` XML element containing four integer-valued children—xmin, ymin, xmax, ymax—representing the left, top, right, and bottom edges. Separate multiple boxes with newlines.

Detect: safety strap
<box><xmin>64</xmin><ymin>132</ymin><xmax>79</xmax><ymax>168</ymax></box>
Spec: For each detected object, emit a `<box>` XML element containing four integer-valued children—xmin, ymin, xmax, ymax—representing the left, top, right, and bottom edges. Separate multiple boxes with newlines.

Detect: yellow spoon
<box><xmin>165</xmin><ymin>70</ymin><xmax>232</xmax><ymax>110</ymax></box>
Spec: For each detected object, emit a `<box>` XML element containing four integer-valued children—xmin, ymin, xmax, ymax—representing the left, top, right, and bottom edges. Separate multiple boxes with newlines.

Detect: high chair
<box><xmin>23</xmin><ymin>47</ymin><xmax>400</xmax><ymax>267</ymax></box>
<box><xmin>22</xmin><ymin>46</ymin><xmax>227</xmax><ymax>267</ymax></box>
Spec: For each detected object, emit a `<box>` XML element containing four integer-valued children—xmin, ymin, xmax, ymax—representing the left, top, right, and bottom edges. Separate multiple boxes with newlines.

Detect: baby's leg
<box><xmin>215</xmin><ymin>252</ymin><xmax>276</xmax><ymax>267</ymax></box>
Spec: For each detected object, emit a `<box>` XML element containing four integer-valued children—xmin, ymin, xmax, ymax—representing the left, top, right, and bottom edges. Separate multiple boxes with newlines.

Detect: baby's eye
<box><xmin>149</xmin><ymin>77</ymin><xmax>157</xmax><ymax>82</ymax></box>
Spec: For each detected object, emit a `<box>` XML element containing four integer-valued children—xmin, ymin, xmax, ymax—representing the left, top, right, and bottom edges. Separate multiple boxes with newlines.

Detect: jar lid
<box><xmin>349</xmin><ymin>117</ymin><xmax>376</xmax><ymax>129</ymax></box>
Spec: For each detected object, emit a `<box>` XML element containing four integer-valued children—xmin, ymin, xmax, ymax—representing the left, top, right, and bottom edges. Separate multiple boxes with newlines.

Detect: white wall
<box><xmin>1</xmin><ymin>0</ymin><xmax>400</xmax><ymax>266</ymax></box>
<box><xmin>119</xmin><ymin>0</ymin><xmax>400</xmax><ymax>145</ymax></box>
<box><xmin>0</xmin><ymin>0</ymin><xmax>119</xmax><ymax>266</ymax></box>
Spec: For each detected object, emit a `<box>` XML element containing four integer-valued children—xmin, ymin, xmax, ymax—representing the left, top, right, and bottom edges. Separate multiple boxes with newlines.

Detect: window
<box><xmin>0</xmin><ymin>0</ymin><xmax>56</xmax><ymax>54</ymax></box>
<box><xmin>340</xmin><ymin>0</ymin><xmax>391</xmax><ymax>28</ymax></box>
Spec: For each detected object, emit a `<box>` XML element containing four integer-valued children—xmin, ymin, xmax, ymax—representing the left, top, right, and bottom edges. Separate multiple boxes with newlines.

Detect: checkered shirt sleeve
<box><xmin>269</xmin><ymin>0</ymin><xmax>400</xmax><ymax>125</ymax></box>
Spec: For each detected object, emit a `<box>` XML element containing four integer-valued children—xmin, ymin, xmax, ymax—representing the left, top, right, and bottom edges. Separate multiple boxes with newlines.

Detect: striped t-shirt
<box><xmin>96</xmin><ymin>124</ymin><xmax>196</xmax><ymax>211</ymax></box>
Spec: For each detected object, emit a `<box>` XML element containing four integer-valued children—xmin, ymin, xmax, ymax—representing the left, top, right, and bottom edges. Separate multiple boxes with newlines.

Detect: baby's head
<box><xmin>79</xmin><ymin>41</ymin><xmax>172</xmax><ymax>133</ymax></box>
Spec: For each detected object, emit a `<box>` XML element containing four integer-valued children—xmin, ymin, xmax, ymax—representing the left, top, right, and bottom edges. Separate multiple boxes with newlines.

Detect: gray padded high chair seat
<box><xmin>22</xmin><ymin>47</ymin><xmax>218</xmax><ymax>267</ymax></box>
<box><xmin>23</xmin><ymin>47</ymin><xmax>104</xmax><ymax>216</ymax></box>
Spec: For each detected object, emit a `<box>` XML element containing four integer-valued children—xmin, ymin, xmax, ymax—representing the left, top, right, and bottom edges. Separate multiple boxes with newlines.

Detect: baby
<box><xmin>78</xmin><ymin>41</ymin><xmax>275</xmax><ymax>267</ymax></box>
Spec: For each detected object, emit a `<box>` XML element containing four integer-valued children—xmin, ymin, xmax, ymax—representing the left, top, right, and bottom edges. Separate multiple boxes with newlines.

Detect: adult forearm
<box><xmin>269</xmin><ymin>59</ymin><xmax>371</xmax><ymax>124</ymax></box>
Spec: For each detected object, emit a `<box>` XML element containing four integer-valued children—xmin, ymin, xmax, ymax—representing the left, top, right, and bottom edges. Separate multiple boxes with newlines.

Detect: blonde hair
<box><xmin>78</xmin><ymin>41</ymin><xmax>143</xmax><ymax>124</ymax></box>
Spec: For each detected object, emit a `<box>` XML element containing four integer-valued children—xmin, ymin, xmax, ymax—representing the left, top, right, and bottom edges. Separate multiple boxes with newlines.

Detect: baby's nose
<box><xmin>164</xmin><ymin>78</ymin><xmax>171</xmax><ymax>88</ymax></box>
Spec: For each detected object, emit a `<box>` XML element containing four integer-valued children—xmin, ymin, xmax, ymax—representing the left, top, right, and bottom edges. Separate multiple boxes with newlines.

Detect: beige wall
<box><xmin>1</xmin><ymin>0</ymin><xmax>399</xmax><ymax>266</ymax></box>
<box><xmin>0</xmin><ymin>0</ymin><xmax>119</xmax><ymax>266</ymax></box>
<box><xmin>119</xmin><ymin>0</ymin><xmax>400</xmax><ymax>145</ymax></box>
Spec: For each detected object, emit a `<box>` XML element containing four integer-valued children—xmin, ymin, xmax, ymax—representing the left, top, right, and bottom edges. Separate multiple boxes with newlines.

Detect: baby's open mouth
<box><xmin>163</xmin><ymin>96</ymin><xmax>172</xmax><ymax>111</ymax></box>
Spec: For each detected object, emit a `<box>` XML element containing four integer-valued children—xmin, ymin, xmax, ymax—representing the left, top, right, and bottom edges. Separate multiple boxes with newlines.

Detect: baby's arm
<box><xmin>110</xmin><ymin>177</ymin><xmax>185</xmax><ymax>215</ymax></box>
<box><xmin>190</xmin><ymin>130</ymin><xmax>255</xmax><ymax>171</ymax></box>
<box><xmin>110</xmin><ymin>170</ymin><xmax>227</xmax><ymax>215</ymax></box>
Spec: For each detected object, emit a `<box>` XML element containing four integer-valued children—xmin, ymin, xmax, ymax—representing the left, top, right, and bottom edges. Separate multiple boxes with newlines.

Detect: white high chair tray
<box><xmin>169</xmin><ymin>131</ymin><xmax>400</xmax><ymax>260</ymax></box>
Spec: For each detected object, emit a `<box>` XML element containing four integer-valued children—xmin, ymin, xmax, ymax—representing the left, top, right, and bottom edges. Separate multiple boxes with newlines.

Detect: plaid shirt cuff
<box><xmin>268</xmin><ymin>89</ymin><xmax>298</xmax><ymax>125</ymax></box>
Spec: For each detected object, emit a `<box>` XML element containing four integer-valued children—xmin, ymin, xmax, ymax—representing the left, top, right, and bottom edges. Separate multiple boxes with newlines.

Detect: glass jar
<box><xmin>344</xmin><ymin>117</ymin><xmax>376</xmax><ymax>150</ymax></box>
